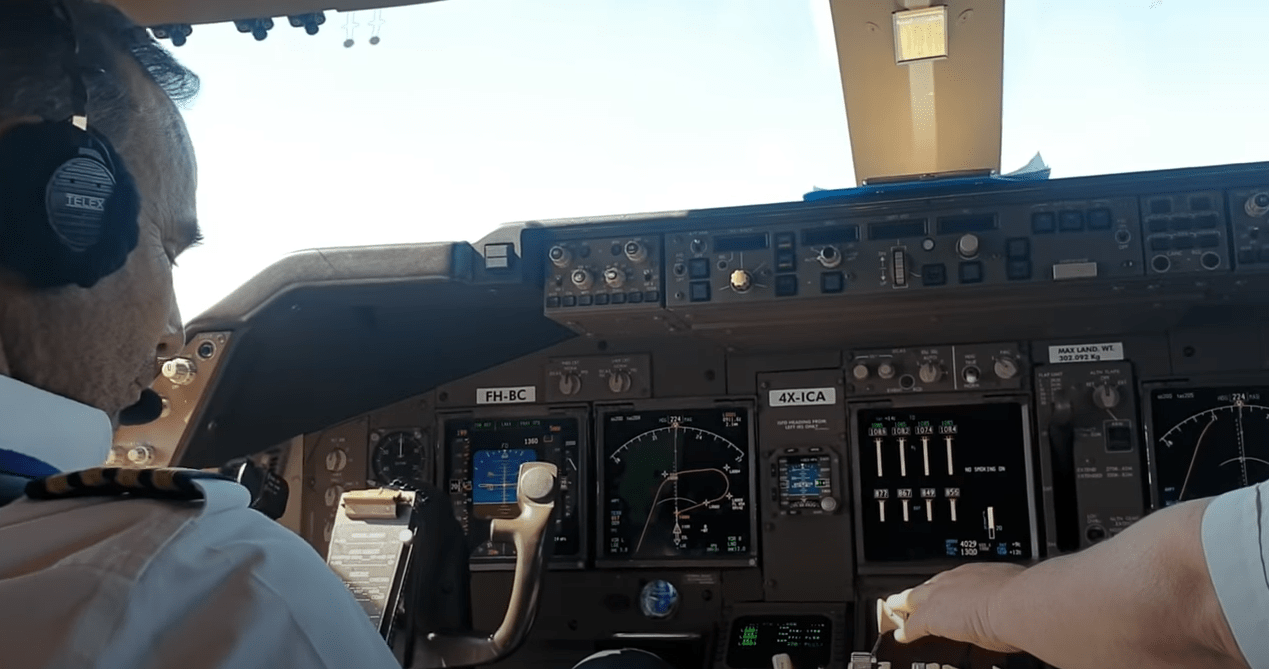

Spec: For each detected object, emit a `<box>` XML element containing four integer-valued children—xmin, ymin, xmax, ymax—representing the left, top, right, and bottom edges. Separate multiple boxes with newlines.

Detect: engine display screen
<box><xmin>856</xmin><ymin>402</ymin><xmax>1036</xmax><ymax>563</ymax></box>
<box><xmin>599</xmin><ymin>406</ymin><xmax>755</xmax><ymax>564</ymax></box>
<box><xmin>1150</xmin><ymin>386</ymin><xmax>1269</xmax><ymax>506</ymax></box>
<box><xmin>726</xmin><ymin>615</ymin><xmax>833</xmax><ymax>669</ymax></box>
<box><xmin>444</xmin><ymin>416</ymin><xmax>582</xmax><ymax>562</ymax></box>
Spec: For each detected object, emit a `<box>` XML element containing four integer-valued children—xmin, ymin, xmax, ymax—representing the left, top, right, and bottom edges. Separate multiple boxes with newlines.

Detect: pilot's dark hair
<box><xmin>0</xmin><ymin>0</ymin><xmax>200</xmax><ymax>136</ymax></box>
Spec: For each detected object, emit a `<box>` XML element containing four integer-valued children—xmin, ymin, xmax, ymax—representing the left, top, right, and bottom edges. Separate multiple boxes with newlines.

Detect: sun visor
<box><xmin>106</xmin><ymin>0</ymin><xmax>445</xmax><ymax>27</ymax></box>
<box><xmin>828</xmin><ymin>0</ymin><xmax>1004</xmax><ymax>185</ymax></box>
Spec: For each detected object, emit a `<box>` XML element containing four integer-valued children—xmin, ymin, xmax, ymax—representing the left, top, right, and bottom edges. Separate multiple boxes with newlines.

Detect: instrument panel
<box><xmin>598</xmin><ymin>405</ymin><xmax>757</xmax><ymax>566</ymax></box>
<box><xmin>276</xmin><ymin>166</ymin><xmax>1269</xmax><ymax>668</ymax></box>
<box><xmin>1148</xmin><ymin>385</ymin><xmax>1269</xmax><ymax>507</ymax></box>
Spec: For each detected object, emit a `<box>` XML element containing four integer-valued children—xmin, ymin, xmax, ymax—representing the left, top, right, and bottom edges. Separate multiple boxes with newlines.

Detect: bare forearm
<box><xmin>989</xmin><ymin>499</ymin><xmax>1244</xmax><ymax>669</ymax></box>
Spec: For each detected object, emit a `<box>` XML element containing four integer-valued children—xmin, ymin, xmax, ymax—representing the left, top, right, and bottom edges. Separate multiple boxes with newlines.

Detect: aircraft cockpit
<box><xmin>95</xmin><ymin>1</ymin><xmax>1269</xmax><ymax>668</ymax></box>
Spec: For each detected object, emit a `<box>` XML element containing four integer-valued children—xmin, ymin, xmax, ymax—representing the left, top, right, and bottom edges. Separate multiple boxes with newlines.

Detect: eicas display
<box><xmin>1151</xmin><ymin>386</ymin><xmax>1269</xmax><ymax>506</ymax></box>
<box><xmin>600</xmin><ymin>406</ymin><xmax>755</xmax><ymax>562</ymax></box>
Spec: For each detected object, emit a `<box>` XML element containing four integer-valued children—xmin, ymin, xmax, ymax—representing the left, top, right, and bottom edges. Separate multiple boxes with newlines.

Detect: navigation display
<box><xmin>599</xmin><ymin>406</ymin><xmax>756</xmax><ymax>564</ymax></box>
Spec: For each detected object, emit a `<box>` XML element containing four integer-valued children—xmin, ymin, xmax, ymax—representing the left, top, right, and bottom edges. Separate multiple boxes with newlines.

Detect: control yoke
<box><xmin>414</xmin><ymin>461</ymin><xmax>558</xmax><ymax>666</ymax></box>
<box><xmin>326</xmin><ymin>461</ymin><xmax>558</xmax><ymax>669</ymax></box>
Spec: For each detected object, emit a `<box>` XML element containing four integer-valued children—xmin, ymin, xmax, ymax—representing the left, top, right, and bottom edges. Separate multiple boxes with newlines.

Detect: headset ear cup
<box><xmin>0</xmin><ymin>121</ymin><xmax>139</xmax><ymax>288</ymax></box>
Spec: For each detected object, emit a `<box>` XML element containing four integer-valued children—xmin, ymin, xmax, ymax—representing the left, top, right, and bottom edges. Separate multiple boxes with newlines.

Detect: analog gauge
<box><xmin>1151</xmin><ymin>387</ymin><xmax>1269</xmax><ymax>506</ymax></box>
<box><xmin>371</xmin><ymin>430</ymin><xmax>427</xmax><ymax>487</ymax></box>
<box><xmin>601</xmin><ymin>407</ymin><xmax>754</xmax><ymax>562</ymax></box>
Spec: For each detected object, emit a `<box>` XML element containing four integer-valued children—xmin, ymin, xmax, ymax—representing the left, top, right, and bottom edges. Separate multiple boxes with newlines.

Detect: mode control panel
<box><xmin>1034</xmin><ymin>362</ymin><xmax>1145</xmax><ymax>554</ymax></box>
<box><xmin>544</xmin><ymin>236</ymin><xmax>663</xmax><ymax>311</ymax></box>
<box><xmin>848</xmin><ymin>343</ymin><xmax>1026</xmax><ymax>396</ymax></box>
<box><xmin>543</xmin><ymin>354</ymin><xmax>652</xmax><ymax>402</ymax></box>
<box><xmin>1024</xmin><ymin>197</ymin><xmax>1142</xmax><ymax>282</ymax></box>
<box><xmin>1228</xmin><ymin>187</ymin><xmax>1269</xmax><ymax>271</ymax></box>
<box><xmin>1139</xmin><ymin>190</ymin><xmax>1228</xmax><ymax>274</ymax></box>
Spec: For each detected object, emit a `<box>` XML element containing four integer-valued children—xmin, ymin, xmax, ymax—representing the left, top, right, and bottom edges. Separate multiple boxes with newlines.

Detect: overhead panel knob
<box><xmin>603</xmin><ymin>267</ymin><xmax>625</xmax><ymax>289</ymax></box>
<box><xmin>957</xmin><ymin>234</ymin><xmax>980</xmax><ymax>259</ymax></box>
<box><xmin>877</xmin><ymin>362</ymin><xmax>896</xmax><ymax>380</ymax></box>
<box><xmin>993</xmin><ymin>356</ymin><xmax>1019</xmax><ymax>380</ymax></box>
<box><xmin>608</xmin><ymin>371</ymin><xmax>633</xmax><ymax>394</ymax></box>
<box><xmin>161</xmin><ymin>357</ymin><xmax>197</xmax><ymax>385</ymax></box>
<box><xmin>852</xmin><ymin>364</ymin><xmax>870</xmax><ymax>380</ymax></box>
<box><xmin>730</xmin><ymin>269</ymin><xmax>753</xmax><ymax>293</ymax></box>
<box><xmin>569</xmin><ymin>268</ymin><xmax>593</xmax><ymax>290</ymax></box>
<box><xmin>624</xmin><ymin>240</ymin><xmax>648</xmax><ymax>263</ymax></box>
<box><xmin>548</xmin><ymin>245</ymin><xmax>572</xmax><ymax>268</ymax></box>
<box><xmin>558</xmin><ymin>373</ymin><xmax>582</xmax><ymax>396</ymax></box>
<box><xmin>817</xmin><ymin>245</ymin><xmax>842</xmax><ymax>268</ymax></box>
<box><xmin>918</xmin><ymin>363</ymin><xmax>943</xmax><ymax>384</ymax></box>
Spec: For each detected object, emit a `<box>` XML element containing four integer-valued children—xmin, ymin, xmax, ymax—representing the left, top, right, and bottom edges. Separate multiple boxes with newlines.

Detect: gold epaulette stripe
<box><xmin>24</xmin><ymin>467</ymin><xmax>232</xmax><ymax>502</ymax></box>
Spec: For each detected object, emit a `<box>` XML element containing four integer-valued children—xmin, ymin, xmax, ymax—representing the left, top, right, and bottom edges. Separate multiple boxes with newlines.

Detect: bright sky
<box><xmin>169</xmin><ymin>0</ymin><xmax>1269</xmax><ymax>321</ymax></box>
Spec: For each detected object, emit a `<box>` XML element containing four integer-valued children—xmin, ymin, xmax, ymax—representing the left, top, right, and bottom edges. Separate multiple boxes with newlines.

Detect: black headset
<box><xmin>0</xmin><ymin>1</ymin><xmax>141</xmax><ymax>289</ymax></box>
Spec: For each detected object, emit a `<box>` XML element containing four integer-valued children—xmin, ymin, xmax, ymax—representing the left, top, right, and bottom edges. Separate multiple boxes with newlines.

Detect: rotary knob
<box><xmin>548</xmin><ymin>245</ymin><xmax>572</xmax><ymax>268</ymax></box>
<box><xmin>569</xmin><ymin>268</ymin><xmax>593</xmax><ymax>290</ymax></box>
<box><xmin>161</xmin><ymin>357</ymin><xmax>197</xmax><ymax>385</ymax></box>
<box><xmin>852</xmin><ymin>364</ymin><xmax>870</xmax><ymax>380</ymax></box>
<box><xmin>608</xmin><ymin>370</ymin><xmax>632</xmax><ymax>394</ymax></box>
<box><xmin>603</xmin><ymin>267</ymin><xmax>625</xmax><ymax>289</ymax></box>
<box><xmin>624</xmin><ymin>240</ymin><xmax>648</xmax><ymax>263</ymax></box>
<box><xmin>325</xmin><ymin>448</ymin><xmax>348</xmax><ymax>472</ymax></box>
<box><xmin>126</xmin><ymin>444</ymin><xmax>155</xmax><ymax>466</ymax></box>
<box><xmin>730</xmin><ymin>269</ymin><xmax>753</xmax><ymax>293</ymax></box>
<box><xmin>918</xmin><ymin>363</ymin><xmax>943</xmax><ymax>384</ymax></box>
<box><xmin>993</xmin><ymin>356</ymin><xmax>1019</xmax><ymax>380</ymax></box>
<box><xmin>963</xmin><ymin>366</ymin><xmax>981</xmax><ymax>384</ymax></box>
<box><xmin>817</xmin><ymin>246</ymin><xmax>842</xmax><ymax>268</ymax></box>
<box><xmin>558</xmin><ymin>373</ymin><xmax>582</xmax><ymax>396</ymax></box>
<box><xmin>877</xmin><ymin>362</ymin><xmax>896</xmax><ymax>380</ymax></box>
<box><xmin>1092</xmin><ymin>384</ymin><xmax>1121</xmax><ymax>409</ymax></box>
<box><xmin>957</xmin><ymin>234</ymin><xmax>980</xmax><ymax>259</ymax></box>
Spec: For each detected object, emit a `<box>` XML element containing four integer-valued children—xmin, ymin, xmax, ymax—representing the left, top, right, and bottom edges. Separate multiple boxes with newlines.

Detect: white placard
<box><xmin>768</xmin><ymin>387</ymin><xmax>837</xmax><ymax>407</ymax></box>
<box><xmin>1047</xmin><ymin>342</ymin><xmax>1124</xmax><ymax>364</ymax></box>
<box><xmin>475</xmin><ymin>386</ymin><xmax>536</xmax><ymax>405</ymax></box>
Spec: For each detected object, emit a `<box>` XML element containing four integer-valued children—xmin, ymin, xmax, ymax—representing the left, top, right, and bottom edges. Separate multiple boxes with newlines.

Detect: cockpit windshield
<box><xmin>171</xmin><ymin>0</ymin><xmax>1268</xmax><ymax>318</ymax></box>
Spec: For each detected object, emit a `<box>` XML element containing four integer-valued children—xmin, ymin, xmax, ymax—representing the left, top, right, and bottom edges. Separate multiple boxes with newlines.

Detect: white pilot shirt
<box><xmin>0</xmin><ymin>376</ymin><xmax>401</xmax><ymax>669</ymax></box>
<box><xmin>1204</xmin><ymin>480</ymin><xmax>1269</xmax><ymax>669</ymax></box>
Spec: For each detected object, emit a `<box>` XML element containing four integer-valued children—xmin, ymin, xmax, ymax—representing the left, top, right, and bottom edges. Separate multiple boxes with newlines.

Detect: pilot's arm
<box><xmin>883</xmin><ymin>483</ymin><xmax>1260</xmax><ymax>669</ymax></box>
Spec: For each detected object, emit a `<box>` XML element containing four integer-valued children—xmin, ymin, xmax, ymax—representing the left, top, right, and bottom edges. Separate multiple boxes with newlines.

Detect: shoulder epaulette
<box><xmin>24</xmin><ymin>467</ymin><xmax>233</xmax><ymax>502</ymax></box>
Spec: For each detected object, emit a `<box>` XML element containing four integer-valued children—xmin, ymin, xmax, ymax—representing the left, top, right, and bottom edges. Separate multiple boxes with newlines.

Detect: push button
<box><xmin>820</xmin><ymin>271</ymin><xmax>845</xmax><ymax>293</ymax></box>
<box><xmin>1196</xmin><ymin>214</ymin><xmax>1221</xmax><ymax>229</ymax></box>
<box><xmin>1147</xmin><ymin>218</ymin><xmax>1169</xmax><ymax>233</ymax></box>
<box><xmin>775</xmin><ymin>274</ymin><xmax>798</xmax><ymax>297</ymax></box>
<box><xmin>1031</xmin><ymin>212</ymin><xmax>1056</xmax><ymax>233</ymax></box>
<box><xmin>1087</xmin><ymin>208</ymin><xmax>1113</xmax><ymax>230</ymax></box>
<box><xmin>579</xmin><ymin>294</ymin><xmax>593</xmax><ymax>306</ymax></box>
<box><xmin>595</xmin><ymin>293</ymin><xmax>610</xmax><ymax>305</ymax></box>
<box><xmin>1007</xmin><ymin>260</ymin><xmax>1031</xmax><ymax>280</ymax></box>
<box><xmin>645</xmin><ymin>290</ymin><xmax>660</xmax><ymax>302</ymax></box>
<box><xmin>775</xmin><ymin>232</ymin><xmax>796</xmax><ymax>249</ymax></box>
<box><xmin>688</xmin><ymin>258</ymin><xmax>710</xmax><ymax>279</ymax></box>
<box><xmin>776</xmin><ymin>250</ymin><xmax>796</xmax><ymax>272</ymax></box>
<box><xmin>689</xmin><ymin>281</ymin><xmax>710</xmax><ymax>302</ymax></box>
<box><xmin>1058</xmin><ymin>211</ymin><xmax>1084</xmax><ymax>232</ymax></box>
<box><xmin>1005</xmin><ymin>238</ymin><xmax>1030</xmax><ymax>259</ymax></box>
<box><xmin>562</xmin><ymin>295</ymin><xmax>577</xmax><ymax>307</ymax></box>
<box><xmin>611</xmin><ymin>292</ymin><xmax>627</xmax><ymax>304</ymax></box>
<box><xmin>922</xmin><ymin>263</ymin><xmax>947</xmax><ymax>286</ymax></box>
<box><xmin>1198</xmin><ymin>232</ymin><xmax>1221</xmax><ymax>248</ymax></box>
<box><xmin>628</xmin><ymin>291</ymin><xmax>644</xmax><ymax>303</ymax></box>
<box><xmin>1149</xmin><ymin>236</ymin><xmax>1171</xmax><ymax>251</ymax></box>
<box><xmin>1173</xmin><ymin>235</ymin><xmax>1196</xmax><ymax>250</ymax></box>
<box><xmin>546</xmin><ymin>296</ymin><xmax>561</xmax><ymax>308</ymax></box>
<box><xmin>959</xmin><ymin>261</ymin><xmax>983</xmax><ymax>283</ymax></box>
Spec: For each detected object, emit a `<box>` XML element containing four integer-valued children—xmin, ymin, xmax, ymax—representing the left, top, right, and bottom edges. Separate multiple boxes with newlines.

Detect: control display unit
<box><xmin>725</xmin><ymin>614</ymin><xmax>832</xmax><ymax>669</ymax></box>
<box><xmin>776</xmin><ymin>454</ymin><xmax>836</xmax><ymax>514</ymax></box>
<box><xmin>1150</xmin><ymin>386</ymin><xmax>1269</xmax><ymax>507</ymax></box>
<box><xmin>855</xmin><ymin>402</ymin><xmax>1037</xmax><ymax>563</ymax></box>
<box><xmin>599</xmin><ymin>405</ymin><xmax>756</xmax><ymax>564</ymax></box>
<box><xmin>444</xmin><ymin>415</ymin><xmax>583</xmax><ymax>563</ymax></box>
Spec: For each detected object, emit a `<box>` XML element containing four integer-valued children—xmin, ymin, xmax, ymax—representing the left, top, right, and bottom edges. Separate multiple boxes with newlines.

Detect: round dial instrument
<box><xmin>372</xmin><ymin>430</ymin><xmax>427</xmax><ymax>487</ymax></box>
<box><xmin>601</xmin><ymin>407</ymin><xmax>754</xmax><ymax>561</ymax></box>
<box><xmin>1152</xmin><ymin>387</ymin><xmax>1269</xmax><ymax>506</ymax></box>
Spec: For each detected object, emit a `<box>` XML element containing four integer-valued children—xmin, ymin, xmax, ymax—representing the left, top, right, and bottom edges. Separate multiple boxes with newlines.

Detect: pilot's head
<box><xmin>0</xmin><ymin>0</ymin><xmax>200</xmax><ymax>424</ymax></box>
